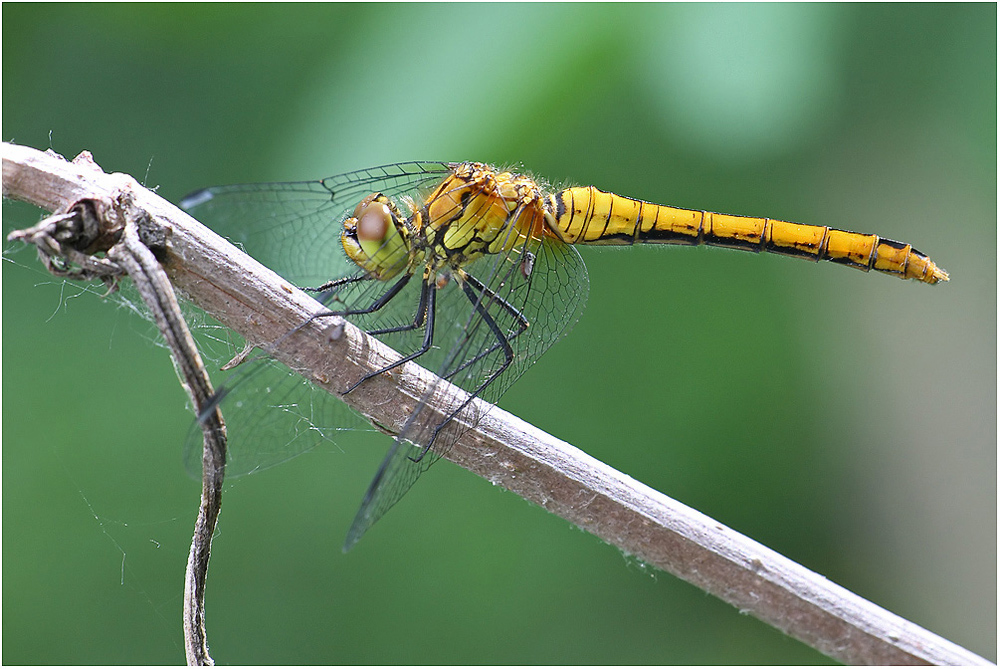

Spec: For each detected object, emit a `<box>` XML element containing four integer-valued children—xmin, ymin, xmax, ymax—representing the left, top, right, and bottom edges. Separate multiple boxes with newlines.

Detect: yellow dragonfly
<box><xmin>181</xmin><ymin>161</ymin><xmax>948</xmax><ymax>549</ymax></box>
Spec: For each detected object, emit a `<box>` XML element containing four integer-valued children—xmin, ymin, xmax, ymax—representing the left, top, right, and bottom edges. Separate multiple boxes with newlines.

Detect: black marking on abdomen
<box><xmin>554</xmin><ymin>191</ymin><xmax>566</xmax><ymax>221</ymax></box>
<box><xmin>637</xmin><ymin>227</ymin><xmax>702</xmax><ymax>245</ymax></box>
<box><xmin>702</xmin><ymin>232</ymin><xmax>763</xmax><ymax>252</ymax></box>
<box><xmin>589</xmin><ymin>232</ymin><xmax>636</xmax><ymax>245</ymax></box>
<box><xmin>878</xmin><ymin>237</ymin><xmax>909</xmax><ymax>251</ymax></box>
<box><xmin>600</xmin><ymin>190</ymin><xmax>614</xmax><ymax>239</ymax></box>
<box><xmin>764</xmin><ymin>240</ymin><xmax>823</xmax><ymax>259</ymax></box>
<box><xmin>826</xmin><ymin>254</ymin><xmax>872</xmax><ymax>270</ymax></box>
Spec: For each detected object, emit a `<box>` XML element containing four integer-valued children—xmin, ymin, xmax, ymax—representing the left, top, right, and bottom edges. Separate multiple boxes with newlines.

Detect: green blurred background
<box><xmin>3</xmin><ymin>4</ymin><xmax>995</xmax><ymax>664</ymax></box>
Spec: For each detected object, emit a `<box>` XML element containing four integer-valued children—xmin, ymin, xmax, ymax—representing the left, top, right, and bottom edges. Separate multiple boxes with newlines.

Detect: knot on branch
<box><xmin>6</xmin><ymin>172</ymin><xmax>170</xmax><ymax>292</ymax></box>
<box><xmin>8</xmin><ymin>197</ymin><xmax>125</xmax><ymax>288</ymax></box>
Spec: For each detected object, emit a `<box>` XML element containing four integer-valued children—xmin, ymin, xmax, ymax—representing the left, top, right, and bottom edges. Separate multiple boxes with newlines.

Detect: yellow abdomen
<box><xmin>548</xmin><ymin>186</ymin><xmax>948</xmax><ymax>284</ymax></box>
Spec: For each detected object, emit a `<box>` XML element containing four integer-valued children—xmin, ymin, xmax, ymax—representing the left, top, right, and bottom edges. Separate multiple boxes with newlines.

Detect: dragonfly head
<box><xmin>342</xmin><ymin>193</ymin><xmax>410</xmax><ymax>281</ymax></box>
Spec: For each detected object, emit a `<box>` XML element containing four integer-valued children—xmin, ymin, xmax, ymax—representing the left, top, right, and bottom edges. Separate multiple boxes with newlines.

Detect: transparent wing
<box><xmin>180</xmin><ymin>161</ymin><xmax>453</xmax><ymax>288</ymax></box>
<box><xmin>182</xmin><ymin>354</ymin><xmax>373</xmax><ymax>478</ymax></box>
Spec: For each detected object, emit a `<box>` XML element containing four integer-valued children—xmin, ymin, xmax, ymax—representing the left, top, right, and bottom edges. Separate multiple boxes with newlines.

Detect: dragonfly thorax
<box><xmin>343</xmin><ymin>163</ymin><xmax>554</xmax><ymax>285</ymax></box>
<box><xmin>417</xmin><ymin>162</ymin><xmax>551</xmax><ymax>270</ymax></box>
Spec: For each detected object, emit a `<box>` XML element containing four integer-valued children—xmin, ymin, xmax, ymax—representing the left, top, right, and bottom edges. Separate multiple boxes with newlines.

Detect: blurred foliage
<box><xmin>3</xmin><ymin>4</ymin><xmax>995</xmax><ymax>664</ymax></box>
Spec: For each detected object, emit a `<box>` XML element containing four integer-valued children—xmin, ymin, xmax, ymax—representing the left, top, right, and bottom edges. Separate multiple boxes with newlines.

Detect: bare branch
<box><xmin>6</xmin><ymin>148</ymin><xmax>224</xmax><ymax>665</ymax></box>
<box><xmin>106</xmin><ymin>221</ymin><xmax>225</xmax><ymax>667</ymax></box>
<box><xmin>3</xmin><ymin>141</ymin><xmax>991</xmax><ymax>667</ymax></box>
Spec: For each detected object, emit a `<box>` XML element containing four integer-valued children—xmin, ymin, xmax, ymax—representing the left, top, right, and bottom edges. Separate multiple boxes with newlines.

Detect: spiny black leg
<box><xmin>308</xmin><ymin>273</ymin><xmax>413</xmax><ymax>325</ymax></box>
<box><xmin>365</xmin><ymin>276</ymin><xmax>431</xmax><ymax>336</ymax></box>
<box><xmin>444</xmin><ymin>270</ymin><xmax>528</xmax><ymax>382</ymax></box>
<box><xmin>307</xmin><ymin>271</ymin><xmax>431</xmax><ymax>337</ymax></box>
<box><xmin>300</xmin><ymin>273</ymin><xmax>369</xmax><ymax>294</ymax></box>
<box><xmin>409</xmin><ymin>277</ymin><xmax>515</xmax><ymax>463</ymax></box>
<box><xmin>232</xmin><ymin>273</ymin><xmax>408</xmax><ymax>369</ymax></box>
<box><xmin>342</xmin><ymin>277</ymin><xmax>438</xmax><ymax>394</ymax></box>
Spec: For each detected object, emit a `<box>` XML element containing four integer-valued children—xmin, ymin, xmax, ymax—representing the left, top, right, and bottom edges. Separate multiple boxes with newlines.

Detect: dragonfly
<box><xmin>180</xmin><ymin>161</ymin><xmax>948</xmax><ymax>550</ymax></box>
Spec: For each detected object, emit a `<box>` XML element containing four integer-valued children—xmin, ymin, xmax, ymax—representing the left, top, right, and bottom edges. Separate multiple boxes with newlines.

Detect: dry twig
<box><xmin>3</xmin><ymin>141</ymin><xmax>991</xmax><ymax>666</ymax></box>
<box><xmin>6</xmin><ymin>148</ymin><xmax>224</xmax><ymax>665</ymax></box>
<box><xmin>107</xmin><ymin>220</ymin><xmax>225</xmax><ymax>667</ymax></box>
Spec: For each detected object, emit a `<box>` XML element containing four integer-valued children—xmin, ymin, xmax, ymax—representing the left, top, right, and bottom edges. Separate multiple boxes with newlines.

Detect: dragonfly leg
<box><xmin>300</xmin><ymin>273</ymin><xmax>368</xmax><ymax>295</ymax></box>
<box><xmin>409</xmin><ymin>276</ymin><xmax>516</xmax><ymax>463</ymax></box>
<box><xmin>443</xmin><ymin>270</ymin><xmax>528</xmax><ymax>383</ymax></box>
<box><xmin>203</xmin><ymin>274</ymin><xmax>412</xmax><ymax>403</ymax></box>
<box><xmin>307</xmin><ymin>272</ymin><xmax>413</xmax><ymax>323</ymax></box>
<box><xmin>365</xmin><ymin>280</ymin><xmax>431</xmax><ymax>337</ymax></box>
<box><xmin>342</xmin><ymin>278</ymin><xmax>437</xmax><ymax>394</ymax></box>
<box><xmin>300</xmin><ymin>272</ymin><xmax>449</xmax><ymax>396</ymax></box>
<box><xmin>306</xmin><ymin>273</ymin><xmax>433</xmax><ymax>339</ymax></box>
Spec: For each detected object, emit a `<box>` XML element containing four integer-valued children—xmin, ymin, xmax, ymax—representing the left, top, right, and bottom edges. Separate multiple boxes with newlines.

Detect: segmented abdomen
<box><xmin>548</xmin><ymin>186</ymin><xmax>948</xmax><ymax>284</ymax></box>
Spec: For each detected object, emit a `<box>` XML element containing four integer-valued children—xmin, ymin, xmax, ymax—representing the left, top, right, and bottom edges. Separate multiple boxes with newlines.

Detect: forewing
<box><xmin>180</xmin><ymin>161</ymin><xmax>453</xmax><ymax>288</ymax></box>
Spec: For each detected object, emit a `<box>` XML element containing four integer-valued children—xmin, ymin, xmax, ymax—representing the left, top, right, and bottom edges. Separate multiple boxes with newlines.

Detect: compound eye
<box><xmin>352</xmin><ymin>193</ymin><xmax>378</xmax><ymax>219</ymax></box>
<box><xmin>356</xmin><ymin>201</ymin><xmax>391</xmax><ymax>242</ymax></box>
